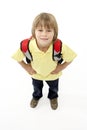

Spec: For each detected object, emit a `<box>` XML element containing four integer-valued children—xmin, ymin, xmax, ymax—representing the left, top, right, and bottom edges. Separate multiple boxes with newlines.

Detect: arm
<box><xmin>18</xmin><ymin>60</ymin><xmax>36</xmax><ymax>75</ymax></box>
<box><xmin>51</xmin><ymin>61</ymin><xmax>72</xmax><ymax>74</ymax></box>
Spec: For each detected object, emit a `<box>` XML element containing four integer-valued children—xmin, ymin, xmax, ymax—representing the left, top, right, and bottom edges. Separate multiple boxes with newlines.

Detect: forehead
<box><xmin>36</xmin><ymin>21</ymin><xmax>54</xmax><ymax>29</ymax></box>
<box><xmin>36</xmin><ymin>26</ymin><xmax>53</xmax><ymax>30</ymax></box>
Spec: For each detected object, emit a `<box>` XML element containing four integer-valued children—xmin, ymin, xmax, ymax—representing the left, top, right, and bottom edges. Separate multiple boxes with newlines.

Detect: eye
<box><xmin>47</xmin><ymin>29</ymin><xmax>51</xmax><ymax>32</ymax></box>
<box><xmin>38</xmin><ymin>29</ymin><xmax>43</xmax><ymax>32</ymax></box>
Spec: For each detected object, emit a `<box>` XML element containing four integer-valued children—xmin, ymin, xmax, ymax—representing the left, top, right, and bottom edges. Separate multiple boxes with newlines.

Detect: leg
<box><xmin>30</xmin><ymin>78</ymin><xmax>43</xmax><ymax>108</ymax></box>
<box><xmin>46</xmin><ymin>79</ymin><xmax>59</xmax><ymax>99</ymax></box>
<box><xmin>46</xmin><ymin>79</ymin><xmax>59</xmax><ymax>110</ymax></box>
<box><xmin>32</xmin><ymin>78</ymin><xmax>43</xmax><ymax>100</ymax></box>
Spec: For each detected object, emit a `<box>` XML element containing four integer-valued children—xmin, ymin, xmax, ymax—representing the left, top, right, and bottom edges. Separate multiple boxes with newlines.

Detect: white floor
<box><xmin>0</xmin><ymin>56</ymin><xmax>87</xmax><ymax>130</ymax></box>
<box><xmin>0</xmin><ymin>0</ymin><xmax>87</xmax><ymax>129</ymax></box>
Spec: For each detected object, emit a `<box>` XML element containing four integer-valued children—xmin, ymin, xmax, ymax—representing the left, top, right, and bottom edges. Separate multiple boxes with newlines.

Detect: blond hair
<box><xmin>31</xmin><ymin>12</ymin><xmax>58</xmax><ymax>41</ymax></box>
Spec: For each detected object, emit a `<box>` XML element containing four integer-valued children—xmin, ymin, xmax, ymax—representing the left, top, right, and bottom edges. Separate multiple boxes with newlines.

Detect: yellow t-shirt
<box><xmin>12</xmin><ymin>38</ymin><xmax>77</xmax><ymax>80</ymax></box>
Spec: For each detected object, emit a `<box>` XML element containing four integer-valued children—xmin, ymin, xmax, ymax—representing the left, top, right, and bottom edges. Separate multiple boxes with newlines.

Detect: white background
<box><xmin>0</xmin><ymin>0</ymin><xmax>87</xmax><ymax>130</ymax></box>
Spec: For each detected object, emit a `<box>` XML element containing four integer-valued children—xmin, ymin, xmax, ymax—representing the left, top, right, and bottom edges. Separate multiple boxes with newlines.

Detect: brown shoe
<box><xmin>30</xmin><ymin>98</ymin><xmax>39</xmax><ymax>108</ymax></box>
<box><xmin>50</xmin><ymin>98</ymin><xmax>58</xmax><ymax>110</ymax></box>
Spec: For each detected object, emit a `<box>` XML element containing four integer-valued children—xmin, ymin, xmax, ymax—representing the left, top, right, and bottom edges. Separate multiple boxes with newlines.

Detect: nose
<box><xmin>42</xmin><ymin>30</ymin><xmax>47</xmax><ymax>36</ymax></box>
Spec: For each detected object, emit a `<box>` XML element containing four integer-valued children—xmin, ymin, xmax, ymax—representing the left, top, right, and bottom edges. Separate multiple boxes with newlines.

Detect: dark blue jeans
<box><xmin>32</xmin><ymin>78</ymin><xmax>59</xmax><ymax>100</ymax></box>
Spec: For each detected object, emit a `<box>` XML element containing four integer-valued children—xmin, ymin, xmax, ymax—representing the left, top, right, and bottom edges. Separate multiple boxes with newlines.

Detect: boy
<box><xmin>12</xmin><ymin>12</ymin><xmax>77</xmax><ymax>110</ymax></box>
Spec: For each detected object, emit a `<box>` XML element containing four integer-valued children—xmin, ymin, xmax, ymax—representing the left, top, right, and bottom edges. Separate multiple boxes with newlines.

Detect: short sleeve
<box><xmin>12</xmin><ymin>48</ymin><xmax>25</xmax><ymax>62</ymax></box>
<box><xmin>62</xmin><ymin>44</ymin><xmax>77</xmax><ymax>62</ymax></box>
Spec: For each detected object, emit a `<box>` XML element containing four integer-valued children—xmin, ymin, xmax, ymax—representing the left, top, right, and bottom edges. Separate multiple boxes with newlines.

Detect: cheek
<box><xmin>50</xmin><ymin>33</ymin><xmax>54</xmax><ymax>40</ymax></box>
<box><xmin>35</xmin><ymin>33</ymin><xmax>39</xmax><ymax>39</ymax></box>
<box><xmin>50</xmin><ymin>31</ymin><xmax>54</xmax><ymax>37</ymax></box>
<box><xmin>35</xmin><ymin>32</ymin><xmax>41</xmax><ymax>38</ymax></box>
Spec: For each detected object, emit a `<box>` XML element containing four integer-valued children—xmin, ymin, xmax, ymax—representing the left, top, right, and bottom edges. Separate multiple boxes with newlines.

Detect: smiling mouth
<box><xmin>40</xmin><ymin>38</ymin><xmax>48</xmax><ymax>40</ymax></box>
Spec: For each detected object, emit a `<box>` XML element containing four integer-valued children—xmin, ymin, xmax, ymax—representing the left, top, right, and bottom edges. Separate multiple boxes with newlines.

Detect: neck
<box><xmin>38</xmin><ymin>45</ymin><xmax>50</xmax><ymax>52</ymax></box>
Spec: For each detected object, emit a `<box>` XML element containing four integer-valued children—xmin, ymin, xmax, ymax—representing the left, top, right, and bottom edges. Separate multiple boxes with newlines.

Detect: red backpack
<box><xmin>20</xmin><ymin>37</ymin><xmax>63</xmax><ymax>64</ymax></box>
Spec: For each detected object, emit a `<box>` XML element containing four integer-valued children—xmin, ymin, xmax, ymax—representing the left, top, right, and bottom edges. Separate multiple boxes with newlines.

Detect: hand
<box><xmin>51</xmin><ymin>64</ymin><xmax>62</xmax><ymax>74</ymax></box>
<box><xmin>51</xmin><ymin>61</ymin><xmax>72</xmax><ymax>74</ymax></box>
<box><xmin>18</xmin><ymin>61</ymin><xmax>36</xmax><ymax>75</ymax></box>
<box><xmin>25</xmin><ymin>64</ymin><xmax>37</xmax><ymax>75</ymax></box>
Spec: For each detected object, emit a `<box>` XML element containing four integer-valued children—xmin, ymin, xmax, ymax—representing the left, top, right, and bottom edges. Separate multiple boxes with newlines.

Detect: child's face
<box><xmin>35</xmin><ymin>26</ymin><xmax>54</xmax><ymax>48</ymax></box>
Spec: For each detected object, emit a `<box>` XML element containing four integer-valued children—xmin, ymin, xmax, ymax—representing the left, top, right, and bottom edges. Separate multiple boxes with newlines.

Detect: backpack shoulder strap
<box><xmin>53</xmin><ymin>39</ymin><xmax>63</xmax><ymax>63</ymax></box>
<box><xmin>20</xmin><ymin>36</ymin><xmax>32</xmax><ymax>61</ymax></box>
<box><xmin>53</xmin><ymin>39</ymin><xmax>62</xmax><ymax>52</ymax></box>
